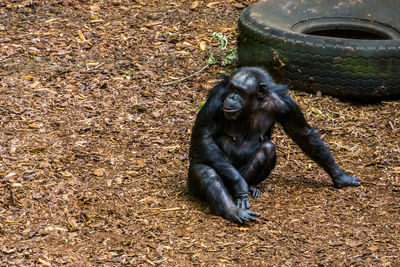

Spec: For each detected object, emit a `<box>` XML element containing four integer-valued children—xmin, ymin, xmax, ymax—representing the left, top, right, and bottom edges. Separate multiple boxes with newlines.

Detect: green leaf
<box><xmin>211</xmin><ymin>32</ymin><xmax>228</xmax><ymax>50</ymax></box>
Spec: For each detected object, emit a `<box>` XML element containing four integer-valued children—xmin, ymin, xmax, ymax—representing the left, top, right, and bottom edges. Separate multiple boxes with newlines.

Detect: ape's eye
<box><xmin>231</xmin><ymin>86</ymin><xmax>245</xmax><ymax>95</ymax></box>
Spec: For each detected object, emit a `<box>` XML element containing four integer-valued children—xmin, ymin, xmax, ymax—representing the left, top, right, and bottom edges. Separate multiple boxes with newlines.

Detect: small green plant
<box><xmin>195</xmin><ymin>104</ymin><xmax>204</xmax><ymax>112</ymax></box>
<box><xmin>311</xmin><ymin>107</ymin><xmax>324</xmax><ymax>117</ymax></box>
<box><xmin>207</xmin><ymin>53</ymin><xmax>218</xmax><ymax>65</ymax></box>
<box><xmin>211</xmin><ymin>32</ymin><xmax>228</xmax><ymax>50</ymax></box>
<box><xmin>164</xmin><ymin>31</ymin><xmax>238</xmax><ymax>86</ymax></box>
<box><xmin>221</xmin><ymin>49</ymin><xmax>238</xmax><ymax>66</ymax></box>
<box><xmin>209</xmin><ymin>32</ymin><xmax>238</xmax><ymax>67</ymax></box>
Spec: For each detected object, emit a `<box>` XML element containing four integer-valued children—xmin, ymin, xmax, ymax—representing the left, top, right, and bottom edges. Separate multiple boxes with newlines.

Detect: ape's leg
<box><xmin>188</xmin><ymin>163</ymin><xmax>259</xmax><ymax>223</ymax></box>
<box><xmin>240</xmin><ymin>141</ymin><xmax>276</xmax><ymax>198</ymax></box>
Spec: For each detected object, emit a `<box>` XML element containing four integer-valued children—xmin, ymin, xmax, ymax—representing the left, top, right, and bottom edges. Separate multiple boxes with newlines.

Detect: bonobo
<box><xmin>187</xmin><ymin>67</ymin><xmax>360</xmax><ymax>224</ymax></box>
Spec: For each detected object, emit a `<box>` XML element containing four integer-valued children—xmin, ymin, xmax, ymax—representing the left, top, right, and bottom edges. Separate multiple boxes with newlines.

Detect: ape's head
<box><xmin>223</xmin><ymin>68</ymin><xmax>274</xmax><ymax>120</ymax></box>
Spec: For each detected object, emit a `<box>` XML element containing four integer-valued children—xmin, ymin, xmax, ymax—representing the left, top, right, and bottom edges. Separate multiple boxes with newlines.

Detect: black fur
<box><xmin>188</xmin><ymin>67</ymin><xmax>360</xmax><ymax>224</ymax></box>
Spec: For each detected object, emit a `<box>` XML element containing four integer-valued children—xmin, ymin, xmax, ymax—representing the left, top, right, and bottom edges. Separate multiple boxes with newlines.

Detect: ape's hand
<box><xmin>233</xmin><ymin>194</ymin><xmax>250</xmax><ymax>209</ymax></box>
<box><xmin>333</xmin><ymin>173</ymin><xmax>361</xmax><ymax>188</ymax></box>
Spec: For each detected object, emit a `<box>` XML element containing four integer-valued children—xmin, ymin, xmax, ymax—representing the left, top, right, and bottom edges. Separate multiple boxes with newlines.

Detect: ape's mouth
<box><xmin>223</xmin><ymin>107</ymin><xmax>240</xmax><ymax>113</ymax></box>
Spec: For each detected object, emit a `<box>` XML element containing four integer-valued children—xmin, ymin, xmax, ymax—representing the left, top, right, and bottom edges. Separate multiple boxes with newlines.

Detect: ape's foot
<box><xmin>333</xmin><ymin>173</ymin><xmax>361</xmax><ymax>188</ymax></box>
<box><xmin>225</xmin><ymin>206</ymin><xmax>260</xmax><ymax>224</ymax></box>
<box><xmin>249</xmin><ymin>185</ymin><xmax>261</xmax><ymax>198</ymax></box>
<box><xmin>234</xmin><ymin>195</ymin><xmax>250</xmax><ymax>209</ymax></box>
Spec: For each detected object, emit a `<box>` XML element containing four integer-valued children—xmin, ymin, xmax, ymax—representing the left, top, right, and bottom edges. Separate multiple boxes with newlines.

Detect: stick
<box><xmin>163</xmin><ymin>64</ymin><xmax>209</xmax><ymax>86</ymax></box>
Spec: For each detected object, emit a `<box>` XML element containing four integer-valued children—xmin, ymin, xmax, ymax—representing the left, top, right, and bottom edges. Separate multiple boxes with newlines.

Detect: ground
<box><xmin>0</xmin><ymin>0</ymin><xmax>399</xmax><ymax>266</ymax></box>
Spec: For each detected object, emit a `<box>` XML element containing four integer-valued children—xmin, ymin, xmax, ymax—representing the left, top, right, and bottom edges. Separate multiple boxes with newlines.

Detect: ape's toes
<box><xmin>249</xmin><ymin>186</ymin><xmax>261</xmax><ymax>198</ymax></box>
<box><xmin>334</xmin><ymin>174</ymin><xmax>361</xmax><ymax>188</ymax></box>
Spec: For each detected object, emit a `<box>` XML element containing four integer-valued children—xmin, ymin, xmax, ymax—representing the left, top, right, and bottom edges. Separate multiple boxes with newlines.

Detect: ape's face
<box><xmin>223</xmin><ymin>73</ymin><xmax>261</xmax><ymax>120</ymax></box>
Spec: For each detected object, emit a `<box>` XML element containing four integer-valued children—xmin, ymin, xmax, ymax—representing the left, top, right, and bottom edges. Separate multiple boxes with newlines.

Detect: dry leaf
<box><xmin>348</xmin><ymin>241</ymin><xmax>363</xmax><ymax>248</ymax></box>
<box><xmin>90</xmin><ymin>5</ymin><xmax>100</xmax><ymax>12</ymax></box>
<box><xmin>93</xmin><ymin>168</ymin><xmax>105</xmax><ymax>176</ymax></box>
<box><xmin>77</xmin><ymin>30</ymin><xmax>86</xmax><ymax>41</ymax></box>
<box><xmin>30</xmin><ymin>81</ymin><xmax>41</xmax><ymax>88</ymax></box>
<box><xmin>190</xmin><ymin>1</ymin><xmax>199</xmax><ymax>9</ymax></box>
<box><xmin>68</xmin><ymin>218</ymin><xmax>79</xmax><ymax>230</ymax></box>
<box><xmin>206</xmin><ymin>2</ymin><xmax>218</xmax><ymax>8</ymax></box>
<box><xmin>137</xmin><ymin>160</ymin><xmax>144</xmax><ymax>168</ymax></box>
<box><xmin>234</xmin><ymin>227</ymin><xmax>250</xmax><ymax>231</ymax></box>
<box><xmin>38</xmin><ymin>258</ymin><xmax>51</xmax><ymax>267</ymax></box>
<box><xmin>22</xmin><ymin>75</ymin><xmax>34</xmax><ymax>81</ymax></box>
<box><xmin>61</xmin><ymin>171</ymin><xmax>73</xmax><ymax>177</ymax></box>
<box><xmin>9</xmin><ymin>146</ymin><xmax>17</xmax><ymax>154</ymax></box>
<box><xmin>199</xmin><ymin>41</ymin><xmax>206</xmax><ymax>51</ymax></box>
<box><xmin>5</xmin><ymin>172</ymin><xmax>17</xmax><ymax>178</ymax></box>
<box><xmin>29</xmin><ymin>123</ymin><xmax>40</xmax><ymax>129</ymax></box>
<box><xmin>219</xmin><ymin>27</ymin><xmax>235</xmax><ymax>32</ymax></box>
<box><xmin>90</xmin><ymin>19</ymin><xmax>105</xmax><ymax>24</ymax></box>
<box><xmin>233</xmin><ymin>3</ymin><xmax>246</xmax><ymax>9</ymax></box>
<box><xmin>157</xmin><ymin>244</ymin><xmax>164</xmax><ymax>254</ymax></box>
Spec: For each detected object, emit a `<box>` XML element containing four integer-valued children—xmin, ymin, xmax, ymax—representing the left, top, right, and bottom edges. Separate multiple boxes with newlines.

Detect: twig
<box><xmin>6</xmin><ymin>184</ymin><xmax>15</xmax><ymax>205</ymax></box>
<box><xmin>163</xmin><ymin>64</ymin><xmax>209</xmax><ymax>86</ymax></box>
<box><xmin>327</xmin><ymin>109</ymin><xmax>353</xmax><ymax>118</ymax></box>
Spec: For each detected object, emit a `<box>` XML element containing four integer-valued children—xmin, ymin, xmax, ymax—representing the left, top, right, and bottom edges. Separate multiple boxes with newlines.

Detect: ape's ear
<box><xmin>257</xmin><ymin>83</ymin><xmax>269</xmax><ymax>99</ymax></box>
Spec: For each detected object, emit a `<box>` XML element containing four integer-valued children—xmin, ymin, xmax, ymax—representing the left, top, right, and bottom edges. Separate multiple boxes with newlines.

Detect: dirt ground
<box><xmin>0</xmin><ymin>0</ymin><xmax>399</xmax><ymax>266</ymax></box>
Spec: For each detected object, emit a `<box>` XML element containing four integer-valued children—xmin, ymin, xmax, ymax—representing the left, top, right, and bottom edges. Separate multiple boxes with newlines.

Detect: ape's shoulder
<box><xmin>270</xmin><ymin>83</ymin><xmax>289</xmax><ymax>98</ymax></box>
<box><xmin>207</xmin><ymin>75</ymin><xmax>230</xmax><ymax>99</ymax></box>
<box><xmin>194</xmin><ymin>77</ymin><xmax>229</xmax><ymax>128</ymax></box>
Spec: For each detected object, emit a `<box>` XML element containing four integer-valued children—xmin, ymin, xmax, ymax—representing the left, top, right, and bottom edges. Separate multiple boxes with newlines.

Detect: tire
<box><xmin>237</xmin><ymin>0</ymin><xmax>400</xmax><ymax>100</ymax></box>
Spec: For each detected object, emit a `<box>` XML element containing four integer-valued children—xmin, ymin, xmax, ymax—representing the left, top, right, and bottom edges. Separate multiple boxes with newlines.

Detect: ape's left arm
<box><xmin>277</xmin><ymin>97</ymin><xmax>360</xmax><ymax>188</ymax></box>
